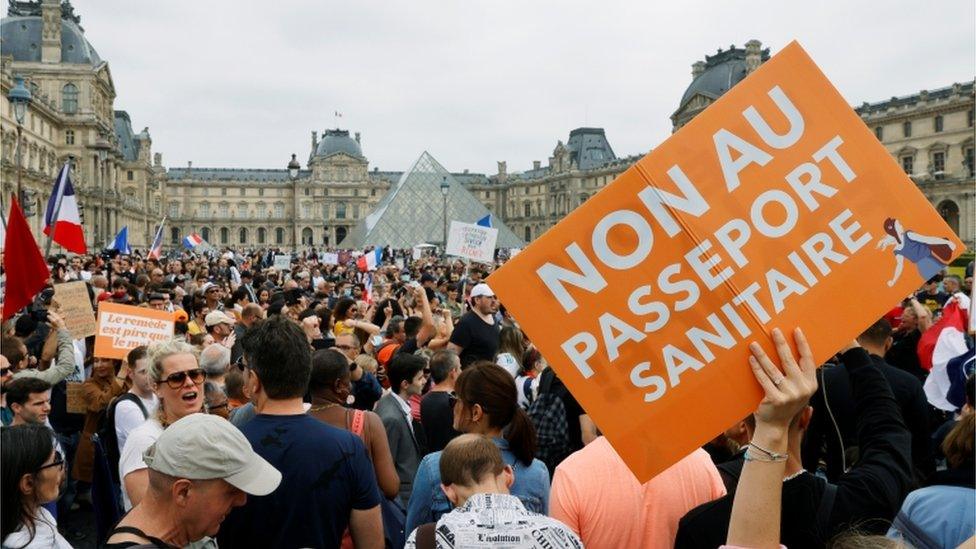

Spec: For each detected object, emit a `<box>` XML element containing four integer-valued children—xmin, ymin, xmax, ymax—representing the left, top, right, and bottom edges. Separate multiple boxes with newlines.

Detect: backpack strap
<box><xmin>815</xmin><ymin>479</ymin><xmax>838</xmax><ymax>537</ymax></box>
<box><xmin>414</xmin><ymin>522</ymin><xmax>437</xmax><ymax>549</ymax></box>
<box><xmin>522</xmin><ymin>377</ymin><xmax>534</xmax><ymax>404</ymax></box>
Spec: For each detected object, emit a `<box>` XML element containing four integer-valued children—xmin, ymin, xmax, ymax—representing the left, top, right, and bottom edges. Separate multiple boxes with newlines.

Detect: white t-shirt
<box><xmin>496</xmin><ymin>353</ymin><xmax>520</xmax><ymax>378</ymax></box>
<box><xmin>2</xmin><ymin>506</ymin><xmax>73</xmax><ymax>549</ymax></box>
<box><xmin>119</xmin><ymin>418</ymin><xmax>164</xmax><ymax>511</ymax></box>
<box><xmin>114</xmin><ymin>393</ymin><xmax>159</xmax><ymax>455</ymax></box>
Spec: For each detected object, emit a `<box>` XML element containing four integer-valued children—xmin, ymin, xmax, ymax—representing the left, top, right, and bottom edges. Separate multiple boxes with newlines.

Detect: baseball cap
<box><xmin>173</xmin><ymin>309</ymin><xmax>189</xmax><ymax>323</ymax></box>
<box><xmin>205</xmin><ymin>310</ymin><xmax>236</xmax><ymax>327</ymax></box>
<box><xmin>470</xmin><ymin>283</ymin><xmax>495</xmax><ymax>298</ymax></box>
<box><xmin>420</xmin><ymin>273</ymin><xmax>436</xmax><ymax>283</ymax></box>
<box><xmin>200</xmin><ymin>282</ymin><xmax>217</xmax><ymax>293</ymax></box>
<box><xmin>142</xmin><ymin>410</ymin><xmax>281</xmax><ymax>495</ymax></box>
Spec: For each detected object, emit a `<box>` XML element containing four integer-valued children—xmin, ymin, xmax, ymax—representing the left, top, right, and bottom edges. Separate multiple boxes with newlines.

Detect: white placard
<box><xmin>273</xmin><ymin>254</ymin><xmax>292</xmax><ymax>271</ymax></box>
<box><xmin>321</xmin><ymin>252</ymin><xmax>339</xmax><ymax>266</ymax></box>
<box><xmin>446</xmin><ymin>221</ymin><xmax>498</xmax><ymax>263</ymax></box>
<box><xmin>412</xmin><ymin>246</ymin><xmax>423</xmax><ymax>260</ymax></box>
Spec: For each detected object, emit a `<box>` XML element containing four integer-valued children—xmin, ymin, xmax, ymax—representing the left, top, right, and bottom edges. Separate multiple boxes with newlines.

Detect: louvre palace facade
<box><xmin>2</xmin><ymin>2</ymin><xmax>972</xmax><ymax>252</ymax></box>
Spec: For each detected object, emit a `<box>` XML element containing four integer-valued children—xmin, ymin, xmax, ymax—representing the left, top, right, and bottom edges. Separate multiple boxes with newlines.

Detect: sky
<box><xmin>69</xmin><ymin>0</ymin><xmax>975</xmax><ymax>176</ymax></box>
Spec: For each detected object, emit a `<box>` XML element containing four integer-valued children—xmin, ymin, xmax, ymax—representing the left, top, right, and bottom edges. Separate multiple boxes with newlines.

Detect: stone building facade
<box><xmin>2</xmin><ymin>4</ymin><xmax>971</xmax><ymax>252</ymax></box>
<box><xmin>856</xmin><ymin>83</ymin><xmax>975</xmax><ymax>247</ymax></box>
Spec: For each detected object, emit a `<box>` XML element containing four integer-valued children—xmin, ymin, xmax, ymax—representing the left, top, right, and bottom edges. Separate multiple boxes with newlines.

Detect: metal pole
<box><xmin>15</xmin><ymin>124</ymin><xmax>23</xmax><ymax>204</ymax></box>
<box><xmin>442</xmin><ymin>192</ymin><xmax>447</xmax><ymax>250</ymax></box>
<box><xmin>99</xmin><ymin>156</ymin><xmax>106</xmax><ymax>245</ymax></box>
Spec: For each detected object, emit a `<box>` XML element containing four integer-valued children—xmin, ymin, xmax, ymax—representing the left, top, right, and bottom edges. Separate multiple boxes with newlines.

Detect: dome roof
<box><xmin>677</xmin><ymin>45</ymin><xmax>770</xmax><ymax>111</ymax></box>
<box><xmin>0</xmin><ymin>15</ymin><xmax>102</xmax><ymax>66</ymax></box>
<box><xmin>315</xmin><ymin>129</ymin><xmax>363</xmax><ymax>159</ymax></box>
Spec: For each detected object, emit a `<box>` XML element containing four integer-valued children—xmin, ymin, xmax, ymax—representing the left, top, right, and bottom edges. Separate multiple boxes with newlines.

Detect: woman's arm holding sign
<box><xmin>726</xmin><ymin>328</ymin><xmax>819</xmax><ymax>549</ymax></box>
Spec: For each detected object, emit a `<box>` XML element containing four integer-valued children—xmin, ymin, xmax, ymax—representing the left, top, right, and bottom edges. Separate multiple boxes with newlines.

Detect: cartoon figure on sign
<box><xmin>876</xmin><ymin>217</ymin><xmax>955</xmax><ymax>286</ymax></box>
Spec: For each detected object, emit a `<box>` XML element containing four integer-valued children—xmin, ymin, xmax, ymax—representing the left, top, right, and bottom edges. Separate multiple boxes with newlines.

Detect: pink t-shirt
<box><xmin>550</xmin><ymin>437</ymin><xmax>726</xmax><ymax>549</ymax></box>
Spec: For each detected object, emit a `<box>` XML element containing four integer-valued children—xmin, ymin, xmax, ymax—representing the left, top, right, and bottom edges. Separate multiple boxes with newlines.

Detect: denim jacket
<box><xmin>404</xmin><ymin>436</ymin><xmax>551</xmax><ymax>535</ymax></box>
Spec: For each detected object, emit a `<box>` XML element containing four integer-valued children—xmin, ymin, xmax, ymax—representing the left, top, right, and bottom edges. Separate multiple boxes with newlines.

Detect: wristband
<box><xmin>748</xmin><ymin>441</ymin><xmax>789</xmax><ymax>462</ymax></box>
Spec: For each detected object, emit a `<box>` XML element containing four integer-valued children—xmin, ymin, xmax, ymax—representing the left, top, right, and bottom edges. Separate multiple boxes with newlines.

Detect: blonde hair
<box><xmin>355</xmin><ymin>354</ymin><xmax>378</xmax><ymax>374</ymax></box>
<box><xmin>147</xmin><ymin>339</ymin><xmax>200</xmax><ymax>384</ymax></box>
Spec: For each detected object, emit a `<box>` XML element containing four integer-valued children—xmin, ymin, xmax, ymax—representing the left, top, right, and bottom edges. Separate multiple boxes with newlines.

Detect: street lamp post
<box><xmin>97</xmin><ymin>144</ymin><xmax>108</xmax><ymax>245</ymax></box>
<box><xmin>440</xmin><ymin>176</ymin><xmax>449</xmax><ymax>250</ymax></box>
<box><xmin>288</xmin><ymin>153</ymin><xmax>301</xmax><ymax>251</ymax></box>
<box><xmin>7</xmin><ymin>76</ymin><xmax>33</xmax><ymax>207</ymax></box>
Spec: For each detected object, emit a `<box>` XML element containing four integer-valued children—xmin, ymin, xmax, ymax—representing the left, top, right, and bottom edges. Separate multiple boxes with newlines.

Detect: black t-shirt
<box><xmin>548</xmin><ymin>371</ymin><xmax>586</xmax><ymax>452</ymax></box>
<box><xmin>885</xmin><ymin>328</ymin><xmax>926</xmax><ymax>381</ymax></box>
<box><xmin>449</xmin><ymin>312</ymin><xmax>500</xmax><ymax>367</ymax></box>
<box><xmin>419</xmin><ymin>391</ymin><xmax>460</xmax><ymax>454</ymax></box>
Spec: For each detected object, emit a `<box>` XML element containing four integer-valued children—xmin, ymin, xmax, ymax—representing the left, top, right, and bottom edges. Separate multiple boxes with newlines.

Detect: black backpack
<box><xmin>97</xmin><ymin>393</ymin><xmax>149</xmax><ymax>484</ymax></box>
<box><xmin>526</xmin><ymin>369</ymin><xmax>571</xmax><ymax>473</ymax></box>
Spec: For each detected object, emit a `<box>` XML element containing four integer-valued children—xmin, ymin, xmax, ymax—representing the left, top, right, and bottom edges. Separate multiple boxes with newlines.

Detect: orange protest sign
<box><xmin>94</xmin><ymin>302</ymin><xmax>175</xmax><ymax>359</ymax></box>
<box><xmin>487</xmin><ymin>41</ymin><xmax>965</xmax><ymax>483</ymax></box>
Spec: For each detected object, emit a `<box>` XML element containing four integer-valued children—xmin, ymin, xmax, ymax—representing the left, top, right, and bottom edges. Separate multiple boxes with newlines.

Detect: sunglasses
<box><xmin>36</xmin><ymin>451</ymin><xmax>65</xmax><ymax>473</ymax></box>
<box><xmin>162</xmin><ymin>368</ymin><xmax>206</xmax><ymax>389</ymax></box>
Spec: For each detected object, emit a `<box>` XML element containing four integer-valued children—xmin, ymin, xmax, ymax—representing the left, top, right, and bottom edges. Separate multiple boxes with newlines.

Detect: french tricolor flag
<box><xmin>43</xmin><ymin>163</ymin><xmax>87</xmax><ymax>254</ymax></box>
<box><xmin>183</xmin><ymin>232</ymin><xmax>204</xmax><ymax>249</ymax></box>
<box><xmin>920</xmin><ymin>298</ymin><xmax>974</xmax><ymax>411</ymax></box>
<box><xmin>356</xmin><ymin>248</ymin><xmax>382</xmax><ymax>272</ymax></box>
<box><xmin>147</xmin><ymin>218</ymin><xmax>166</xmax><ymax>259</ymax></box>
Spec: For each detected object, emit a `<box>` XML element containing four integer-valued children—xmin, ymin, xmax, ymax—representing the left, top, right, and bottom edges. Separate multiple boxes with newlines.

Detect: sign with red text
<box><xmin>447</xmin><ymin>221</ymin><xmax>498</xmax><ymax>262</ymax></box>
<box><xmin>487</xmin><ymin>42</ymin><xmax>965</xmax><ymax>482</ymax></box>
<box><xmin>94</xmin><ymin>302</ymin><xmax>175</xmax><ymax>359</ymax></box>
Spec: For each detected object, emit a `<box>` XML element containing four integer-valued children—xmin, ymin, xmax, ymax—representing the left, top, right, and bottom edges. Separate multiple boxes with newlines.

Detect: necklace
<box><xmin>308</xmin><ymin>401</ymin><xmax>342</xmax><ymax>413</ymax></box>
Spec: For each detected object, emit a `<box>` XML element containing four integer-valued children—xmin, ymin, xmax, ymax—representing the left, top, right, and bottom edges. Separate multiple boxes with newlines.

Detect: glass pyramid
<box><xmin>344</xmin><ymin>151</ymin><xmax>524</xmax><ymax>249</ymax></box>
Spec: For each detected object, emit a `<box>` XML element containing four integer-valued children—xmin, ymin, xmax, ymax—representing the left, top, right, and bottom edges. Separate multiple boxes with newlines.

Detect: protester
<box><xmin>676</xmin><ymin>329</ymin><xmax>913</xmax><ymax>547</ymax></box>
<box><xmin>6</xmin><ymin>377</ymin><xmax>53</xmax><ymax>427</ymax></box>
<box><xmin>199</xmin><ymin>344</ymin><xmax>231</xmax><ymax>390</ymax></box>
<box><xmin>377</xmin><ymin>352</ymin><xmax>428</xmax><ymax>504</ymax></box>
<box><xmin>420</xmin><ymin>349</ymin><xmax>462</xmax><ymax>453</ymax></box>
<box><xmin>495</xmin><ymin>324</ymin><xmax>526</xmax><ymax>377</ymax></box>
<box><xmin>406</xmin><ymin>361</ymin><xmax>550</xmax><ymax>535</ymax></box>
<box><xmin>119</xmin><ymin>340</ymin><xmax>205</xmax><ymax>510</ymax></box>
<box><xmin>1</xmin><ymin>424</ymin><xmax>70</xmax><ymax>549</ymax></box>
<box><xmin>204</xmin><ymin>311</ymin><xmax>235</xmax><ymax>346</ymax></box>
<box><xmin>218</xmin><ymin>316</ymin><xmax>383</xmax><ymax>549</ymax></box>
<box><xmin>884</xmin><ymin>295</ymin><xmax>932</xmax><ymax>381</ymax></box>
<box><xmin>7</xmin><ymin>311</ymin><xmax>76</xmax><ymax>385</ymax></box>
<box><xmin>448</xmin><ymin>283</ymin><xmax>500</xmax><ymax>367</ymax></box>
<box><xmin>407</xmin><ymin>434</ymin><xmax>582</xmax><ymax>549</ymax></box>
<box><xmin>105</xmin><ymin>414</ymin><xmax>281</xmax><ymax>548</ymax></box>
<box><xmin>73</xmin><ymin>356</ymin><xmax>126</xmax><ymax>486</ymax></box>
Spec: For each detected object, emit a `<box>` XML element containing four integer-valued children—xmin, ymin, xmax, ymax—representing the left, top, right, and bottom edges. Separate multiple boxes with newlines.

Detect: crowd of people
<box><xmin>0</xmin><ymin>246</ymin><xmax>973</xmax><ymax>549</ymax></box>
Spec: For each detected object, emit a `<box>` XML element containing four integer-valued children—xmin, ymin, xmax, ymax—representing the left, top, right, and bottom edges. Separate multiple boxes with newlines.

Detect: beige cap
<box><xmin>143</xmin><ymin>414</ymin><xmax>280</xmax><ymax>496</ymax></box>
<box><xmin>205</xmin><ymin>310</ymin><xmax>236</xmax><ymax>327</ymax></box>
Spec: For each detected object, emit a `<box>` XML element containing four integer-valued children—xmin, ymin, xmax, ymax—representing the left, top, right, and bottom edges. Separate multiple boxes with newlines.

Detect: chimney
<box><xmin>533</xmin><ymin>160</ymin><xmax>541</xmax><ymax>170</ymax></box>
<box><xmin>692</xmin><ymin>61</ymin><xmax>706</xmax><ymax>79</ymax></box>
<box><xmin>187</xmin><ymin>160</ymin><xmax>192</xmax><ymax>170</ymax></box>
<box><xmin>497</xmin><ymin>161</ymin><xmax>507</xmax><ymax>175</ymax></box>
<box><xmin>463</xmin><ymin>169</ymin><xmax>469</xmax><ymax>174</ymax></box>
<box><xmin>40</xmin><ymin>0</ymin><xmax>61</xmax><ymax>64</ymax></box>
<box><xmin>354</xmin><ymin>132</ymin><xmax>361</xmax><ymax>144</ymax></box>
<box><xmin>153</xmin><ymin>152</ymin><xmax>162</xmax><ymax>167</ymax></box>
<box><xmin>311</xmin><ymin>131</ymin><xmax>318</xmax><ymax>151</ymax></box>
<box><xmin>744</xmin><ymin>39</ymin><xmax>763</xmax><ymax>73</ymax></box>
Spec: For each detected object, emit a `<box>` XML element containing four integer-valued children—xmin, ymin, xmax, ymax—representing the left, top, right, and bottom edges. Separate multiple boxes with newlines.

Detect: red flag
<box><xmin>3</xmin><ymin>196</ymin><xmax>50</xmax><ymax>321</ymax></box>
<box><xmin>916</xmin><ymin>300</ymin><xmax>970</xmax><ymax>372</ymax></box>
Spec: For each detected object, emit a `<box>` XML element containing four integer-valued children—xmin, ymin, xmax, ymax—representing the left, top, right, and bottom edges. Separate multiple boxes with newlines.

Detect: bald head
<box><xmin>241</xmin><ymin>304</ymin><xmax>265</xmax><ymax>326</ymax></box>
<box><xmin>199</xmin><ymin>344</ymin><xmax>231</xmax><ymax>376</ymax></box>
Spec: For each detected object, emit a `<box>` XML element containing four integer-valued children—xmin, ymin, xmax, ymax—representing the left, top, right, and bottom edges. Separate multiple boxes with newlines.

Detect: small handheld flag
<box><xmin>476</xmin><ymin>214</ymin><xmax>494</xmax><ymax>228</ymax></box>
<box><xmin>43</xmin><ymin>162</ymin><xmax>87</xmax><ymax>254</ymax></box>
<box><xmin>183</xmin><ymin>232</ymin><xmax>205</xmax><ymax>249</ymax></box>
<box><xmin>107</xmin><ymin>226</ymin><xmax>131</xmax><ymax>255</ymax></box>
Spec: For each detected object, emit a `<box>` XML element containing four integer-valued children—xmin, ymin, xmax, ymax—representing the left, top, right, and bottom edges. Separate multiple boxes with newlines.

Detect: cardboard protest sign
<box><xmin>273</xmin><ymin>254</ymin><xmax>292</xmax><ymax>271</ymax></box>
<box><xmin>66</xmin><ymin>382</ymin><xmax>86</xmax><ymax>414</ymax></box>
<box><xmin>446</xmin><ymin>221</ymin><xmax>498</xmax><ymax>262</ymax></box>
<box><xmin>321</xmin><ymin>252</ymin><xmax>339</xmax><ymax>266</ymax></box>
<box><xmin>94</xmin><ymin>302</ymin><xmax>175</xmax><ymax>359</ymax></box>
<box><xmin>54</xmin><ymin>281</ymin><xmax>97</xmax><ymax>339</ymax></box>
<box><xmin>487</xmin><ymin>41</ymin><xmax>965</xmax><ymax>483</ymax></box>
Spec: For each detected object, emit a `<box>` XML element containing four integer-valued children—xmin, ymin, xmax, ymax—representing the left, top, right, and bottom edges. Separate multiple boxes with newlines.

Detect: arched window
<box><xmin>170</xmin><ymin>227</ymin><xmax>180</xmax><ymax>244</ymax></box>
<box><xmin>201</xmin><ymin>227</ymin><xmax>211</xmax><ymax>242</ymax></box>
<box><xmin>336</xmin><ymin>202</ymin><xmax>347</xmax><ymax>219</ymax></box>
<box><xmin>257</xmin><ymin>227</ymin><xmax>266</xmax><ymax>244</ymax></box>
<box><xmin>335</xmin><ymin>226</ymin><xmax>347</xmax><ymax>244</ymax></box>
<box><xmin>302</xmin><ymin>227</ymin><xmax>313</xmax><ymax>245</ymax></box>
<box><xmin>219</xmin><ymin>227</ymin><xmax>229</xmax><ymax>244</ymax></box>
<box><xmin>62</xmin><ymin>83</ymin><xmax>78</xmax><ymax>114</ymax></box>
<box><xmin>275</xmin><ymin>228</ymin><xmax>285</xmax><ymax>245</ymax></box>
<box><xmin>239</xmin><ymin>228</ymin><xmax>248</xmax><ymax>244</ymax></box>
<box><xmin>938</xmin><ymin>200</ymin><xmax>960</xmax><ymax>236</ymax></box>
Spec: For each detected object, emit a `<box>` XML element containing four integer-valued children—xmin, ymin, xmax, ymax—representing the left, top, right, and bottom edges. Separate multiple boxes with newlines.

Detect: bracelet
<box><xmin>748</xmin><ymin>442</ymin><xmax>789</xmax><ymax>462</ymax></box>
<box><xmin>743</xmin><ymin>448</ymin><xmax>788</xmax><ymax>463</ymax></box>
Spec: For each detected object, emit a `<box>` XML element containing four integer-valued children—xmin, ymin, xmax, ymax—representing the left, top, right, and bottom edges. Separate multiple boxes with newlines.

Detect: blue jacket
<box><xmin>404</xmin><ymin>436</ymin><xmax>550</xmax><ymax>535</ymax></box>
<box><xmin>888</xmin><ymin>472</ymin><xmax>975</xmax><ymax>549</ymax></box>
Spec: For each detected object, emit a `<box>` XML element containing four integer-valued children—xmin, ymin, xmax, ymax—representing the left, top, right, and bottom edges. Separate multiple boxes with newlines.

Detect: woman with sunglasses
<box><xmin>72</xmin><ymin>356</ymin><xmax>126</xmax><ymax>488</ymax></box>
<box><xmin>119</xmin><ymin>340</ymin><xmax>205</xmax><ymax>511</ymax></box>
<box><xmin>1</xmin><ymin>424</ymin><xmax>70</xmax><ymax>548</ymax></box>
<box><xmin>404</xmin><ymin>361</ymin><xmax>550</xmax><ymax>535</ymax></box>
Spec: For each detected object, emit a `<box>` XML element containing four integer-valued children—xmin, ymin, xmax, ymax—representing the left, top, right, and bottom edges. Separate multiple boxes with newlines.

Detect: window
<box><xmin>901</xmin><ymin>155</ymin><xmax>914</xmax><ymax>175</ymax></box>
<box><xmin>221</xmin><ymin>188</ymin><xmax>227</xmax><ymax>196</ymax></box>
<box><xmin>220</xmin><ymin>227</ymin><xmax>229</xmax><ymax>244</ymax></box>
<box><xmin>239</xmin><ymin>228</ymin><xmax>248</xmax><ymax>244</ymax></box>
<box><xmin>256</xmin><ymin>202</ymin><xmax>266</xmax><ymax>218</ymax></box>
<box><xmin>524</xmin><ymin>202</ymin><xmax>531</xmax><ymax>217</ymax></box>
<box><xmin>127</xmin><ymin>170</ymin><xmax>134</xmax><ymax>181</ymax></box>
<box><xmin>933</xmin><ymin>151</ymin><xmax>945</xmax><ymax>179</ymax></box>
<box><xmin>168</xmin><ymin>202</ymin><xmax>180</xmax><ymax>218</ymax></box>
<box><xmin>352</xmin><ymin>204</ymin><xmax>360</xmax><ymax>219</ymax></box>
<box><xmin>257</xmin><ymin>228</ymin><xmax>266</xmax><ymax>244</ymax></box>
<box><xmin>240</xmin><ymin>188</ymin><xmax>245</xmax><ymax>196</ymax></box>
<box><xmin>201</xmin><ymin>227</ymin><xmax>211</xmax><ymax>242</ymax></box>
<box><xmin>965</xmin><ymin>147</ymin><xmax>974</xmax><ymax>177</ymax></box>
<box><xmin>302</xmin><ymin>203</ymin><xmax>311</xmax><ymax>218</ymax></box>
<box><xmin>275</xmin><ymin>228</ymin><xmax>284</xmax><ymax>245</ymax></box>
<box><xmin>65</xmin><ymin>130</ymin><xmax>74</xmax><ymax>145</ymax></box>
<box><xmin>969</xmin><ymin>109</ymin><xmax>974</xmax><ymax>128</ymax></box>
<box><xmin>304</xmin><ymin>188</ymin><xmax>310</xmax><ymax>196</ymax></box>
<box><xmin>170</xmin><ymin>227</ymin><xmax>180</xmax><ymax>244</ymax></box>
<box><xmin>219</xmin><ymin>203</ymin><xmax>229</xmax><ymax>218</ymax></box>
<box><xmin>239</xmin><ymin>202</ymin><xmax>248</xmax><ymax>218</ymax></box>
<box><xmin>200</xmin><ymin>202</ymin><xmax>210</xmax><ymax>217</ymax></box>
<box><xmin>902</xmin><ymin>121</ymin><xmax>911</xmax><ymax>138</ymax></box>
<box><xmin>524</xmin><ymin>226</ymin><xmax>532</xmax><ymax>241</ymax></box>
<box><xmin>336</xmin><ymin>202</ymin><xmax>346</xmax><ymax>219</ymax></box>
<box><xmin>258</xmin><ymin>188</ymin><xmax>264</xmax><ymax>197</ymax></box>
<box><xmin>371</xmin><ymin>189</ymin><xmax>376</xmax><ymax>196</ymax></box>
<box><xmin>62</xmin><ymin>83</ymin><xmax>78</xmax><ymax>114</ymax></box>
<box><xmin>934</xmin><ymin>115</ymin><xmax>944</xmax><ymax>133</ymax></box>
<box><xmin>274</xmin><ymin>203</ymin><xmax>284</xmax><ymax>218</ymax></box>
<box><xmin>874</xmin><ymin>126</ymin><xmax>883</xmax><ymax>140</ymax></box>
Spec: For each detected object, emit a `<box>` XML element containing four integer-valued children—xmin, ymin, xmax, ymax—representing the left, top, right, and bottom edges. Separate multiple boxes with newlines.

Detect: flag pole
<box><xmin>44</xmin><ymin>162</ymin><xmax>70</xmax><ymax>258</ymax></box>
